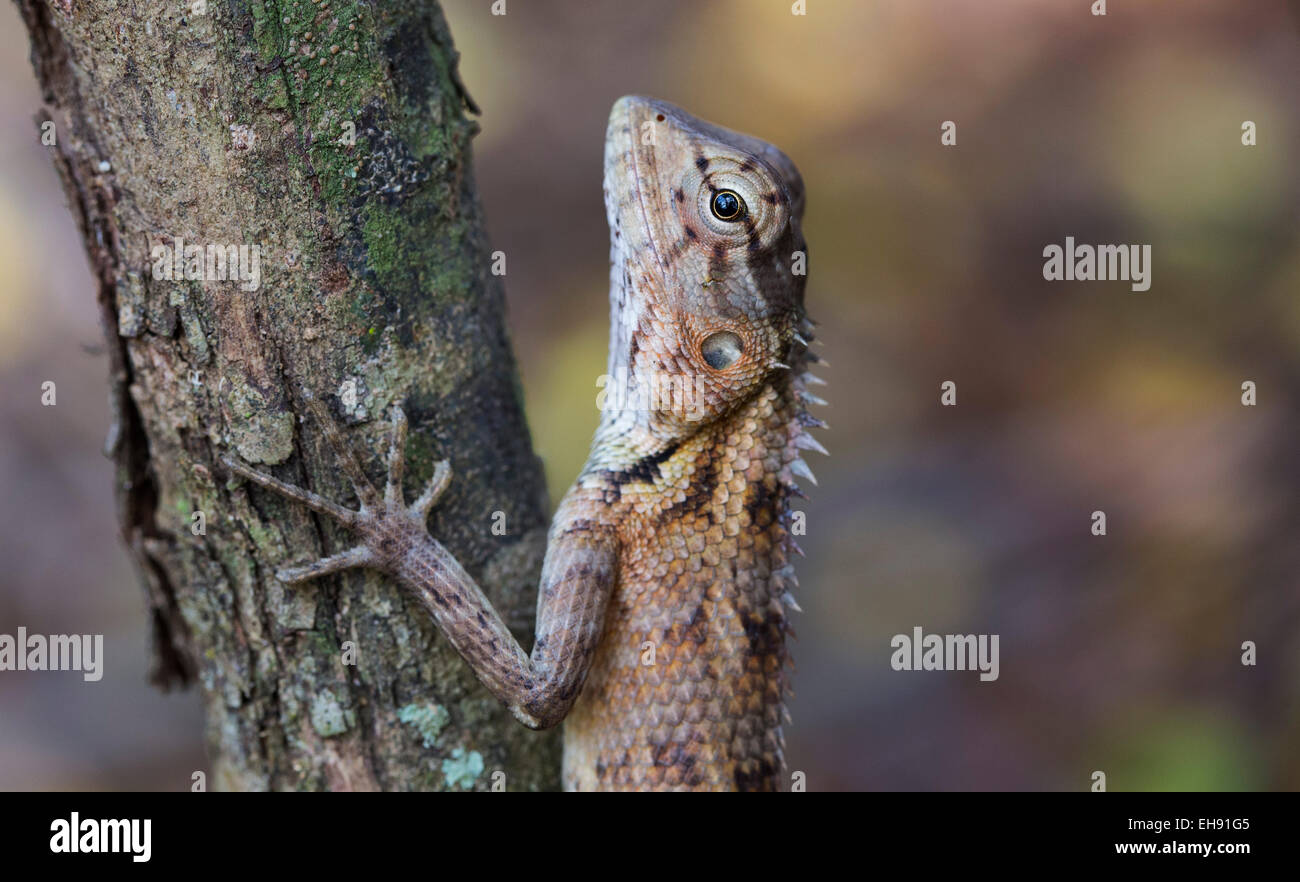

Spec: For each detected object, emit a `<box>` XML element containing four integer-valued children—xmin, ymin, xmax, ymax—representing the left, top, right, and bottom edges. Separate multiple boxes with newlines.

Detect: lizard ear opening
<box><xmin>701</xmin><ymin>330</ymin><xmax>744</xmax><ymax>370</ymax></box>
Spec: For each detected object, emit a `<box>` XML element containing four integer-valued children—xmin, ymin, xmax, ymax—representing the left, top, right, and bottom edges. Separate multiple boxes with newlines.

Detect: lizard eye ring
<box><xmin>710</xmin><ymin>190</ymin><xmax>745</xmax><ymax>222</ymax></box>
<box><xmin>701</xmin><ymin>330</ymin><xmax>744</xmax><ymax>370</ymax></box>
<box><xmin>682</xmin><ymin>158</ymin><xmax>786</xmax><ymax>246</ymax></box>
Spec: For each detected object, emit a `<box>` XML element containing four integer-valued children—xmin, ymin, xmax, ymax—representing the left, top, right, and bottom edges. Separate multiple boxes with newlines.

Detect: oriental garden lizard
<box><xmin>223</xmin><ymin>96</ymin><xmax>826</xmax><ymax>792</ymax></box>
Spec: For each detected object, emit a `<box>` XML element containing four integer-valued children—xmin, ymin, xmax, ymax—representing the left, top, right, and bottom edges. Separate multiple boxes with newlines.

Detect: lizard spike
<box><xmin>782</xmin><ymin>707</ymin><xmax>794</xmax><ymax>725</ymax></box>
<box><xmin>772</xmin><ymin>361</ymin><xmax>792</xmax><ymax>371</ymax></box>
<box><xmin>801</xmin><ymin>372</ymin><xmax>828</xmax><ymax>386</ymax></box>
<box><xmin>781</xmin><ymin>591</ymin><xmax>803</xmax><ymax>613</ymax></box>
<box><xmin>804</xmin><ymin>350</ymin><xmax>828</xmax><ymax>366</ymax></box>
<box><xmin>786</xmin><ymin>483</ymin><xmax>809</xmax><ymax>500</ymax></box>
<box><xmin>792</xmin><ymin>332</ymin><xmax>810</xmax><ymax>348</ymax></box>
<box><xmin>800</xmin><ymin>390</ymin><xmax>828</xmax><ymax>407</ymax></box>
<box><xmin>795</xmin><ymin>433</ymin><xmax>829</xmax><ymax>456</ymax></box>
<box><xmin>798</xmin><ymin>412</ymin><xmax>829</xmax><ymax>430</ymax></box>
<box><xmin>791</xmin><ymin>457</ymin><xmax>817</xmax><ymax>486</ymax></box>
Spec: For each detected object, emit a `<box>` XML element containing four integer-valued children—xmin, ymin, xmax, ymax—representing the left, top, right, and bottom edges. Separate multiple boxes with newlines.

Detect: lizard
<box><xmin>222</xmin><ymin>95</ymin><xmax>826</xmax><ymax>792</ymax></box>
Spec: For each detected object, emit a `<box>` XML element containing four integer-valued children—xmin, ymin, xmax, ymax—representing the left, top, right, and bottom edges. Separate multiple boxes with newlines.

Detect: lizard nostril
<box><xmin>701</xmin><ymin>331</ymin><xmax>744</xmax><ymax>370</ymax></box>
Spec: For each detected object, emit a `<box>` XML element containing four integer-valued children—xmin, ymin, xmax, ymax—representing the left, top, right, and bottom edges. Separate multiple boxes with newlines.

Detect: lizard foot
<box><xmin>222</xmin><ymin>399</ymin><xmax>452</xmax><ymax>583</ymax></box>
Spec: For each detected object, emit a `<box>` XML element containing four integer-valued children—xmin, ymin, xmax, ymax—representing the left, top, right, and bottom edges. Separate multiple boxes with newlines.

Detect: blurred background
<box><xmin>2</xmin><ymin>0</ymin><xmax>1297</xmax><ymax>790</ymax></box>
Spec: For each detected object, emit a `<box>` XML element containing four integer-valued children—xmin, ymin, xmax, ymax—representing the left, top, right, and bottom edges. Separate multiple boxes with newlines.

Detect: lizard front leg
<box><xmin>222</xmin><ymin>399</ymin><xmax>617</xmax><ymax>730</ymax></box>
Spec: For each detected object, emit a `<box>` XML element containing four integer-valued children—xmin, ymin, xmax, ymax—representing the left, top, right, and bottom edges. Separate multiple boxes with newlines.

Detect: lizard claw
<box><xmin>304</xmin><ymin>398</ymin><xmax>382</xmax><ymax>512</ymax></box>
<box><xmin>384</xmin><ymin>403</ymin><xmax>453</xmax><ymax>522</ymax></box>
<box><xmin>411</xmin><ymin>458</ymin><xmax>453</xmax><ymax>522</ymax></box>
<box><xmin>276</xmin><ymin>545</ymin><xmax>376</xmax><ymax>583</ymax></box>
<box><xmin>221</xmin><ymin>454</ymin><xmax>360</xmax><ymax>529</ymax></box>
<box><xmin>223</xmin><ymin>400</ymin><xmax>453</xmax><ymax>583</ymax></box>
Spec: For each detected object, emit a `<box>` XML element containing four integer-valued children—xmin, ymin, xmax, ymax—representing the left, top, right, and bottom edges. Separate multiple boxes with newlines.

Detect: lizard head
<box><xmin>596</xmin><ymin>95</ymin><xmax>809</xmax><ymax>459</ymax></box>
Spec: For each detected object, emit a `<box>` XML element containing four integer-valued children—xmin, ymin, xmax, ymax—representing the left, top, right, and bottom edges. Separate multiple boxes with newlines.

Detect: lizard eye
<box><xmin>710</xmin><ymin>190</ymin><xmax>745</xmax><ymax>222</ymax></box>
<box><xmin>701</xmin><ymin>330</ymin><xmax>744</xmax><ymax>369</ymax></box>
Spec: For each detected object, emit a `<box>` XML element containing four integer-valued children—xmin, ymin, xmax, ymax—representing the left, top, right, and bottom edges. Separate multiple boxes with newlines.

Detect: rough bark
<box><xmin>15</xmin><ymin>0</ymin><xmax>560</xmax><ymax>791</ymax></box>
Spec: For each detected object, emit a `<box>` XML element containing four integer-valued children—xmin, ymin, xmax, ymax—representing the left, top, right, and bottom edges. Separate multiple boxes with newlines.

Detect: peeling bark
<box><xmin>16</xmin><ymin>0</ymin><xmax>559</xmax><ymax>791</ymax></box>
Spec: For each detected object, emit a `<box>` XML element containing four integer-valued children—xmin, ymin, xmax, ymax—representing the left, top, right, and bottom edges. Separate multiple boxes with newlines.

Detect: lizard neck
<box><xmin>577</xmin><ymin>362</ymin><xmax>817</xmax><ymax>524</ymax></box>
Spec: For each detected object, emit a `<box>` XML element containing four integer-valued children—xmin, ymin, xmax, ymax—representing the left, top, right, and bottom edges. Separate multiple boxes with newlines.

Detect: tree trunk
<box><xmin>15</xmin><ymin>0</ymin><xmax>559</xmax><ymax>791</ymax></box>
